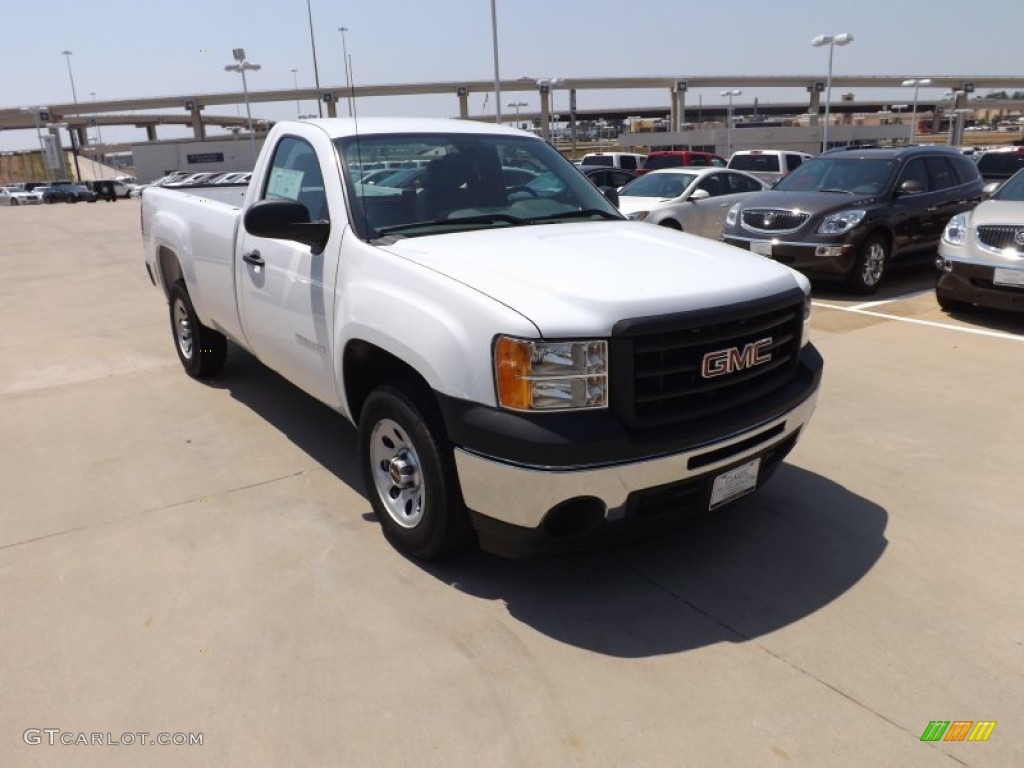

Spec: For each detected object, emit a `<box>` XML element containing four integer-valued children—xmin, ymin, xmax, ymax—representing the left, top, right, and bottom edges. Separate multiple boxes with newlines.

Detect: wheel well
<box><xmin>658</xmin><ymin>218</ymin><xmax>682</xmax><ymax>230</ymax></box>
<box><xmin>157</xmin><ymin>247</ymin><xmax>183</xmax><ymax>298</ymax></box>
<box><xmin>343</xmin><ymin>340</ymin><xmax>436</xmax><ymax>423</ymax></box>
<box><xmin>864</xmin><ymin>228</ymin><xmax>893</xmax><ymax>251</ymax></box>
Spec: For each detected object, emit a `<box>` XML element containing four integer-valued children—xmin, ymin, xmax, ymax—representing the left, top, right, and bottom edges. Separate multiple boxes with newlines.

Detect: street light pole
<box><xmin>225</xmin><ymin>49</ymin><xmax>261</xmax><ymax>163</ymax></box>
<box><xmin>291</xmin><ymin>69</ymin><xmax>301</xmax><ymax>116</ymax></box>
<box><xmin>61</xmin><ymin>50</ymin><xmax>79</xmax><ymax>105</ymax></box>
<box><xmin>490</xmin><ymin>0</ymin><xmax>502</xmax><ymax>123</ymax></box>
<box><xmin>306</xmin><ymin>0</ymin><xmax>323</xmax><ymax>117</ymax></box>
<box><xmin>338</xmin><ymin>26</ymin><xmax>353</xmax><ymax>117</ymax></box>
<box><xmin>720</xmin><ymin>89</ymin><xmax>742</xmax><ymax>156</ymax></box>
<box><xmin>507</xmin><ymin>101</ymin><xmax>527</xmax><ymax>128</ymax></box>
<box><xmin>811</xmin><ymin>32</ymin><xmax>854</xmax><ymax>152</ymax></box>
<box><xmin>901</xmin><ymin>78</ymin><xmax>932</xmax><ymax>145</ymax></box>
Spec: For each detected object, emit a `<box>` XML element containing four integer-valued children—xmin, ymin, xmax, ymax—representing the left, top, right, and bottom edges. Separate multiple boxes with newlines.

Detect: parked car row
<box><xmin>609</xmin><ymin>142</ymin><xmax>1022</xmax><ymax>316</ymax></box>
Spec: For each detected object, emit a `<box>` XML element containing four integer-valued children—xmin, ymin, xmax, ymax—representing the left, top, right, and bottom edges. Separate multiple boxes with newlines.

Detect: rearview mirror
<box><xmin>243</xmin><ymin>199</ymin><xmax>330</xmax><ymax>253</ymax></box>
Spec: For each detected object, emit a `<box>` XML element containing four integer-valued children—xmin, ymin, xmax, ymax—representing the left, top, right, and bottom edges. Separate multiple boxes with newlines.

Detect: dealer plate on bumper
<box><xmin>750</xmin><ymin>240</ymin><xmax>773</xmax><ymax>257</ymax></box>
<box><xmin>993</xmin><ymin>267</ymin><xmax>1024</xmax><ymax>288</ymax></box>
<box><xmin>709</xmin><ymin>458</ymin><xmax>761</xmax><ymax>510</ymax></box>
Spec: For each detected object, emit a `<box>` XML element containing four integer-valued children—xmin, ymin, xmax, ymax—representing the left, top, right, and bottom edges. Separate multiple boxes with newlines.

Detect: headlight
<box><xmin>494</xmin><ymin>337</ymin><xmax>608</xmax><ymax>411</ymax></box>
<box><xmin>725</xmin><ymin>202</ymin><xmax>741</xmax><ymax>227</ymax></box>
<box><xmin>943</xmin><ymin>213</ymin><xmax>968</xmax><ymax>246</ymax></box>
<box><xmin>817</xmin><ymin>209</ymin><xmax>866</xmax><ymax>235</ymax></box>
<box><xmin>626</xmin><ymin>211</ymin><xmax>650</xmax><ymax>221</ymax></box>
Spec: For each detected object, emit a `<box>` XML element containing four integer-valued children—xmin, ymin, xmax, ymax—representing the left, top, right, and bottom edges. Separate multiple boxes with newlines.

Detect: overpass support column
<box><xmin>146</xmin><ymin>125</ymin><xmax>158</xmax><ymax>141</ymax></box>
<box><xmin>190</xmin><ymin>104</ymin><xmax>205</xmax><ymax>140</ymax></box>
<box><xmin>325</xmin><ymin>94</ymin><xmax>338</xmax><ymax>118</ymax></box>
<box><xmin>672</xmin><ymin>82</ymin><xmax>688</xmax><ymax>132</ymax></box>
<box><xmin>539</xmin><ymin>85</ymin><xmax>551</xmax><ymax>140</ymax></box>
<box><xmin>75</xmin><ymin>126</ymin><xmax>89</xmax><ymax>148</ymax></box>
<box><xmin>807</xmin><ymin>88</ymin><xmax>821</xmax><ymax>127</ymax></box>
<box><xmin>456</xmin><ymin>87</ymin><xmax>469</xmax><ymax>119</ymax></box>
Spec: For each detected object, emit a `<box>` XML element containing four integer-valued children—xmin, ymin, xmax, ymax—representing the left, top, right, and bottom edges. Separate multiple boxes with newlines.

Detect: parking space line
<box><xmin>812</xmin><ymin>301</ymin><xmax>1024</xmax><ymax>342</ymax></box>
<box><xmin>846</xmin><ymin>289</ymin><xmax>933</xmax><ymax>311</ymax></box>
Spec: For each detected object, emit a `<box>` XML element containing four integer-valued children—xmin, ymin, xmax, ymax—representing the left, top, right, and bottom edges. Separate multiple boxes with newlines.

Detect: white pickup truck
<box><xmin>142</xmin><ymin>117</ymin><xmax>823</xmax><ymax>558</ymax></box>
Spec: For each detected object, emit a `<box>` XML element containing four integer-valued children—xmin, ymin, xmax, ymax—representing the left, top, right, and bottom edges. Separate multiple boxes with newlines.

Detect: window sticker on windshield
<box><xmin>267</xmin><ymin>167</ymin><xmax>304</xmax><ymax>201</ymax></box>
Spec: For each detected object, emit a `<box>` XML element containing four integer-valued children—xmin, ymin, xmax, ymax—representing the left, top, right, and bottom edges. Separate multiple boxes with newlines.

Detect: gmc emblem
<box><xmin>701</xmin><ymin>338</ymin><xmax>773</xmax><ymax>378</ymax></box>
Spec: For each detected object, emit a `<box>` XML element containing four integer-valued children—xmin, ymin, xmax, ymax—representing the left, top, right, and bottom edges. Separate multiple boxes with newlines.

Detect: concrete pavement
<box><xmin>1</xmin><ymin>201</ymin><xmax>1021</xmax><ymax>766</ymax></box>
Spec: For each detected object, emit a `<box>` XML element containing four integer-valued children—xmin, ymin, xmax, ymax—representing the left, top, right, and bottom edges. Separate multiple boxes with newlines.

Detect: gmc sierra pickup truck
<box><xmin>142</xmin><ymin>117</ymin><xmax>823</xmax><ymax>558</ymax></box>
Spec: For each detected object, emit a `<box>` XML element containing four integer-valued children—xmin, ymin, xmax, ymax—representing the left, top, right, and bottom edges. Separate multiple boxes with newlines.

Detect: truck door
<box><xmin>237</xmin><ymin>135</ymin><xmax>342</xmax><ymax>408</ymax></box>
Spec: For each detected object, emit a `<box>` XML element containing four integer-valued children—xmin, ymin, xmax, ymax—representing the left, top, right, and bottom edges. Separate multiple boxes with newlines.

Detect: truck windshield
<box><xmin>335</xmin><ymin>133</ymin><xmax>622</xmax><ymax>241</ymax></box>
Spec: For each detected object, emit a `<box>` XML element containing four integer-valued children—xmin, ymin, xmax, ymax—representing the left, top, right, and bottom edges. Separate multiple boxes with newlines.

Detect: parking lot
<box><xmin>2</xmin><ymin>201</ymin><xmax>1022</xmax><ymax>766</ymax></box>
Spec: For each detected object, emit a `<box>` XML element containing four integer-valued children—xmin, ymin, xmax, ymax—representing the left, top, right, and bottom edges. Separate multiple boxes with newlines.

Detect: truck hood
<box><xmin>380</xmin><ymin>221</ymin><xmax>806</xmax><ymax>337</ymax></box>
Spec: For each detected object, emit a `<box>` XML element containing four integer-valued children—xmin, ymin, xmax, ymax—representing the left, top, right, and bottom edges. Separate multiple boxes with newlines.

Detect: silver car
<box><xmin>617</xmin><ymin>167</ymin><xmax>768</xmax><ymax>240</ymax></box>
<box><xmin>0</xmin><ymin>185</ymin><xmax>43</xmax><ymax>206</ymax></box>
<box><xmin>936</xmin><ymin>169</ymin><xmax>1024</xmax><ymax>314</ymax></box>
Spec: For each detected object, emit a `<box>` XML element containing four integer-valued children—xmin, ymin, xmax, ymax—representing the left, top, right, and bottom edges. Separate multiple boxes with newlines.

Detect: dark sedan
<box><xmin>43</xmin><ymin>184</ymin><xmax>98</xmax><ymax>204</ymax></box>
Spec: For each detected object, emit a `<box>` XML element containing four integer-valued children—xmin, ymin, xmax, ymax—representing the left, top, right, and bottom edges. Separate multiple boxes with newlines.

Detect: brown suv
<box><xmin>722</xmin><ymin>146</ymin><xmax>984</xmax><ymax>293</ymax></box>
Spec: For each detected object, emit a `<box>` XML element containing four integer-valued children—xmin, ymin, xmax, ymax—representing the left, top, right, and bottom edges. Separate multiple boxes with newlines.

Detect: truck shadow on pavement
<box><xmin>212</xmin><ymin>347</ymin><xmax>887</xmax><ymax>659</ymax></box>
<box><xmin>425</xmin><ymin>467</ymin><xmax>887</xmax><ymax>658</ymax></box>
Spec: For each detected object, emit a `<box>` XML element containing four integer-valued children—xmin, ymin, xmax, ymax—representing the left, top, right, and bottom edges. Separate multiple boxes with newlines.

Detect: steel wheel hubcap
<box><xmin>173</xmin><ymin>299</ymin><xmax>193</xmax><ymax>359</ymax></box>
<box><xmin>370</xmin><ymin>418</ymin><xmax>424</xmax><ymax>529</ymax></box>
<box><xmin>862</xmin><ymin>243</ymin><xmax>886</xmax><ymax>285</ymax></box>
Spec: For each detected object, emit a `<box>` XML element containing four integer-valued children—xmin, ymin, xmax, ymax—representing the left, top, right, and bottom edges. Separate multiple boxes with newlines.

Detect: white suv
<box><xmin>579</xmin><ymin>152</ymin><xmax>646</xmax><ymax>171</ymax></box>
<box><xmin>727</xmin><ymin>150</ymin><xmax>812</xmax><ymax>185</ymax></box>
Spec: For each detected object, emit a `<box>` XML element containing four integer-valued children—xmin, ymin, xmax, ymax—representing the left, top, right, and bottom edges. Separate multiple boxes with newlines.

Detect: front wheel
<box><xmin>9</xmin><ymin>199</ymin><xmax>17</xmax><ymax>207</ymax></box>
<box><xmin>658</xmin><ymin>219</ymin><xmax>682</xmax><ymax>231</ymax></box>
<box><xmin>359</xmin><ymin>384</ymin><xmax>473</xmax><ymax>559</ymax></box>
<box><xmin>168</xmin><ymin>280</ymin><xmax>227</xmax><ymax>378</ymax></box>
<box><xmin>847</xmin><ymin>234</ymin><xmax>889</xmax><ymax>295</ymax></box>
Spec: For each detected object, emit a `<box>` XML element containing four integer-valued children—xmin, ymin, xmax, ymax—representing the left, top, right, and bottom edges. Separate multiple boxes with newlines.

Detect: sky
<box><xmin>1</xmin><ymin>0</ymin><xmax>1022</xmax><ymax>152</ymax></box>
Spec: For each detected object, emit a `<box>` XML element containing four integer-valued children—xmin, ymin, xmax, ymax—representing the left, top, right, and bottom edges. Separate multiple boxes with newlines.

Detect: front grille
<box><xmin>610</xmin><ymin>290</ymin><xmax>805</xmax><ymax>429</ymax></box>
<box><xmin>976</xmin><ymin>225</ymin><xmax>1024</xmax><ymax>253</ymax></box>
<box><xmin>741</xmin><ymin>208</ymin><xmax>809</xmax><ymax>233</ymax></box>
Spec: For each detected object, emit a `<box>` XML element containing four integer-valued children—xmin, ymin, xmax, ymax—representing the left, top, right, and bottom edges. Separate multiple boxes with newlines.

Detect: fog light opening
<box><xmin>542</xmin><ymin>497</ymin><xmax>606</xmax><ymax>538</ymax></box>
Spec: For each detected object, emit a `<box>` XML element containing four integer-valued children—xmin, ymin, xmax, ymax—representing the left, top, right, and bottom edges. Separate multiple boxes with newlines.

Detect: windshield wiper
<box><xmin>376</xmin><ymin>213</ymin><xmax>530</xmax><ymax>235</ymax></box>
<box><xmin>817</xmin><ymin>188</ymin><xmax>854</xmax><ymax>194</ymax></box>
<box><xmin>528</xmin><ymin>208</ymin><xmax>621</xmax><ymax>222</ymax></box>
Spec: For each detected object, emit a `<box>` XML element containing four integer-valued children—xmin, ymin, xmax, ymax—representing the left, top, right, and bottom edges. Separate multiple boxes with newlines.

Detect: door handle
<box><xmin>242</xmin><ymin>250</ymin><xmax>264</xmax><ymax>267</ymax></box>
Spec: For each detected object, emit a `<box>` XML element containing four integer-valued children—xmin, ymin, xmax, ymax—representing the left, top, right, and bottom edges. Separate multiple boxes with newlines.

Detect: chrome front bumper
<box><xmin>454</xmin><ymin>383</ymin><xmax>819</xmax><ymax>531</ymax></box>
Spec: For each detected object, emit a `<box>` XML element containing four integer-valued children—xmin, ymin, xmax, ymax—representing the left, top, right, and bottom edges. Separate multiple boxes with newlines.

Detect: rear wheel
<box><xmin>847</xmin><ymin>234</ymin><xmax>889</xmax><ymax>294</ymax></box>
<box><xmin>168</xmin><ymin>280</ymin><xmax>227</xmax><ymax>378</ymax></box>
<box><xmin>359</xmin><ymin>384</ymin><xmax>473</xmax><ymax>559</ymax></box>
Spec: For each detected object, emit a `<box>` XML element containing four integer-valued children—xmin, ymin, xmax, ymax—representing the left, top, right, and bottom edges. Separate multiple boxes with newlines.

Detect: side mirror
<box><xmin>688</xmin><ymin>188</ymin><xmax>711</xmax><ymax>201</ymax></box>
<box><xmin>243</xmin><ymin>199</ymin><xmax>330</xmax><ymax>252</ymax></box>
<box><xmin>982</xmin><ymin>181</ymin><xmax>1001</xmax><ymax>199</ymax></box>
<box><xmin>896</xmin><ymin>179</ymin><xmax>925</xmax><ymax>196</ymax></box>
<box><xmin>600</xmin><ymin>186</ymin><xmax>620</xmax><ymax>208</ymax></box>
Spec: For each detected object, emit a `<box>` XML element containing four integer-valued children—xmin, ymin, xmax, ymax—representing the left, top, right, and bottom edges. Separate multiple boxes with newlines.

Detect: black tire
<box><xmin>936</xmin><ymin>290</ymin><xmax>970</xmax><ymax>313</ymax></box>
<box><xmin>9</xmin><ymin>199</ymin><xmax>17</xmax><ymax>207</ymax></box>
<box><xmin>168</xmin><ymin>280</ymin><xmax>227</xmax><ymax>378</ymax></box>
<box><xmin>846</xmin><ymin>233</ymin><xmax>889</xmax><ymax>295</ymax></box>
<box><xmin>658</xmin><ymin>219</ymin><xmax>682</xmax><ymax>230</ymax></box>
<box><xmin>359</xmin><ymin>384</ymin><xmax>473</xmax><ymax>559</ymax></box>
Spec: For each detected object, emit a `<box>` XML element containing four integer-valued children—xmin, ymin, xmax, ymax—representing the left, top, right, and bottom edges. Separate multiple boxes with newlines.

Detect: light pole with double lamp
<box><xmin>507</xmin><ymin>101</ymin><xmax>527</xmax><ymax>128</ymax></box>
<box><xmin>225</xmin><ymin>49</ymin><xmax>261</xmax><ymax>163</ymax></box>
<box><xmin>338</xmin><ymin>26</ymin><xmax>353</xmax><ymax>117</ymax></box>
<box><xmin>811</xmin><ymin>32</ymin><xmax>854</xmax><ymax>152</ymax></box>
<box><xmin>61</xmin><ymin>49</ymin><xmax>79</xmax><ymax>105</ymax></box>
<box><xmin>901</xmin><ymin>78</ymin><xmax>932</xmax><ymax>145</ymax></box>
<box><xmin>720</xmin><ymin>89</ymin><xmax>742</xmax><ymax>156</ymax></box>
